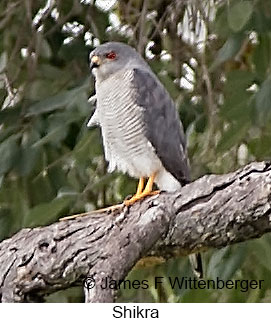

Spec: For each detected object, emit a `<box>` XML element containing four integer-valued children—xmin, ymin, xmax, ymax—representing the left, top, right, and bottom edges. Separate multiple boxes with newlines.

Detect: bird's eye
<box><xmin>105</xmin><ymin>51</ymin><xmax>116</xmax><ymax>59</ymax></box>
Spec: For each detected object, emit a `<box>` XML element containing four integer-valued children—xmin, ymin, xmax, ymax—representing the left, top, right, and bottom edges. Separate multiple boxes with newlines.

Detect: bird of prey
<box><xmin>86</xmin><ymin>41</ymin><xmax>202</xmax><ymax>278</ymax></box>
<box><xmin>88</xmin><ymin>42</ymin><xmax>190</xmax><ymax>199</ymax></box>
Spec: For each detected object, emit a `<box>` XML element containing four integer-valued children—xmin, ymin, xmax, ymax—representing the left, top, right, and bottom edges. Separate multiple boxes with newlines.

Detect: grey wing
<box><xmin>132</xmin><ymin>68</ymin><xmax>190</xmax><ymax>185</ymax></box>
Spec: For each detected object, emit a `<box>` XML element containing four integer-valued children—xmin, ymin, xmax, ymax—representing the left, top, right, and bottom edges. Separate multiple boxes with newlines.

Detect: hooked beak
<box><xmin>90</xmin><ymin>55</ymin><xmax>101</xmax><ymax>70</ymax></box>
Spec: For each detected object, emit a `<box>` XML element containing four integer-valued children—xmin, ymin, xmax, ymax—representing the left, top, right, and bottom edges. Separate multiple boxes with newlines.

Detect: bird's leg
<box><xmin>141</xmin><ymin>173</ymin><xmax>160</xmax><ymax>196</ymax></box>
<box><xmin>124</xmin><ymin>173</ymin><xmax>160</xmax><ymax>206</ymax></box>
<box><xmin>60</xmin><ymin>177</ymin><xmax>158</xmax><ymax>221</ymax></box>
<box><xmin>142</xmin><ymin>174</ymin><xmax>155</xmax><ymax>194</ymax></box>
<box><xmin>135</xmin><ymin>177</ymin><xmax>145</xmax><ymax>196</ymax></box>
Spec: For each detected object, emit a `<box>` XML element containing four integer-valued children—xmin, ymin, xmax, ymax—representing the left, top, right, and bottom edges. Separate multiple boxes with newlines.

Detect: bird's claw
<box><xmin>124</xmin><ymin>190</ymin><xmax>160</xmax><ymax>206</ymax></box>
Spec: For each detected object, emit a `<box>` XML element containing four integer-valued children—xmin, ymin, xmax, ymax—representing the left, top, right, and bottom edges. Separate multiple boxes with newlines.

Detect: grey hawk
<box><xmin>88</xmin><ymin>42</ymin><xmax>190</xmax><ymax>198</ymax></box>
<box><xmin>87</xmin><ymin>42</ymin><xmax>202</xmax><ymax>278</ymax></box>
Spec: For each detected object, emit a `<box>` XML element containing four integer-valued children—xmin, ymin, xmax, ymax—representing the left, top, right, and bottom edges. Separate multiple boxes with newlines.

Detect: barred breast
<box><xmin>95</xmin><ymin>69</ymin><xmax>162</xmax><ymax>178</ymax></box>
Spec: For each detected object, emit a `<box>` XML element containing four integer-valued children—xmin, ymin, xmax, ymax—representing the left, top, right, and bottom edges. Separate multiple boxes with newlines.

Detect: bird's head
<box><xmin>89</xmin><ymin>42</ymin><xmax>146</xmax><ymax>81</ymax></box>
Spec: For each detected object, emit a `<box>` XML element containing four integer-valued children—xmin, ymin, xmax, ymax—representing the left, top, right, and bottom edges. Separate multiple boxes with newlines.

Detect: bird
<box><xmin>65</xmin><ymin>41</ymin><xmax>203</xmax><ymax>278</ymax></box>
<box><xmin>88</xmin><ymin>42</ymin><xmax>190</xmax><ymax>199</ymax></box>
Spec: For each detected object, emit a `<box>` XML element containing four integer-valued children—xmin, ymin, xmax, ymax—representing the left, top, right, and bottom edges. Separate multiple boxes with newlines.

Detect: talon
<box><xmin>124</xmin><ymin>173</ymin><xmax>160</xmax><ymax>206</ymax></box>
<box><xmin>59</xmin><ymin>174</ymin><xmax>160</xmax><ymax>220</ymax></box>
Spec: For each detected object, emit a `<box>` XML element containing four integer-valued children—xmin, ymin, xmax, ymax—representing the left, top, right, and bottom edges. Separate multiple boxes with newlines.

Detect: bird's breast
<box><xmin>95</xmin><ymin>71</ymin><xmax>161</xmax><ymax>177</ymax></box>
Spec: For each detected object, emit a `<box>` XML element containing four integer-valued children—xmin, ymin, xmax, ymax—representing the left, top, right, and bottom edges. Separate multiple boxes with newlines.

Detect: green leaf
<box><xmin>26</xmin><ymin>82</ymin><xmax>89</xmax><ymax>116</ymax></box>
<box><xmin>252</xmin><ymin>35</ymin><xmax>271</xmax><ymax>81</ymax></box>
<box><xmin>13</xmin><ymin>129</ymin><xmax>42</xmax><ymax>176</ymax></box>
<box><xmin>90</xmin><ymin>6</ymin><xmax>110</xmax><ymax>42</ymax></box>
<box><xmin>210</xmin><ymin>34</ymin><xmax>245</xmax><ymax>70</ymax></box>
<box><xmin>28</xmin><ymin>171</ymin><xmax>56</xmax><ymax>205</ymax></box>
<box><xmin>221</xmin><ymin>98</ymin><xmax>252</xmax><ymax>122</ymax></box>
<box><xmin>248</xmin><ymin>236</ymin><xmax>271</xmax><ymax>272</ymax></box>
<box><xmin>221</xmin><ymin>70</ymin><xmax>254</xmax><ymax>122</ymax></box>
<box><xmin>248</xmin><ymin>134</ymin><xmax>271</xmax><ymax>159</ymax></box>
<box><xmin>16</xmin><ymin>145</ymin><xmax>42</xmax><ymax>176</ymax></box>
<box><xmin>224</xmin><ymin>70</ymin><xmax>255</xmax><ymax>93</ymax></box>
<box><xmin>221</xmin><ymin>86</ymin><xmax>253</xmax><ymax>122</ymax></box>
<box><xmin>38</xmin><ymin>64</ymin><xmax>70</xmax><ymax>81</ymax></box>
<box><xmin>158</xmin><ymin>72</ymin><xmax>180</xmax><ymax>99</ymax></box>
<box><xmin>59</xmin><ymin>37</ymin><xmax>89</xmax><ymax>62</ymax></box>
<box><xmin>48</xmin><ymin>164</ymin><xmax>70</xmax><ymax>193</ymax></box>
<box><xmin>181</xmin><ymin>286</ymin><xmax>215</xmax><ymax>303</ymax></box>
<box><xmin>228</xmin><ymin>1</ymin><xmax>253</xmax><ymax>32</ymax></box>
<box><xmin>23</xmin><ymin>196</ymin><xmax>72</xmax><ymax>227</ymax></box>
<box><xmin>194</xmin><ymin>114</ymin><xmax>207</xmax><ymax>133</ymax></box>
<box><xmin>57</xmin><ymin>0</ymin><xmax>77</xmax><ymax>16</ymax></box>
<box><xmin>0</xmin><ymin>208</ymin><xmax>13</xmax><ymax>241</ymax></box>
<box><xmin>40</xmin><ymin>38</ymin><xmax>52</xmax><ymax>59</ymax></box>
<box><xmin>0</xmin><ymin>135</ymin><xmax>20</xmax><ymax>175</ymax></box>
<box><xmin>26</xmin><ymin>79</ymin><xmax>57</xmax><ymax>101</ymax></box>
<box><xmin>207</xmin><ymin>245</ymin><xmax>247</xmax><ymax>281</ymax></box>
<box><xmin>255</xmin><ymin>78</ymin><xmax>271</xmax><ymax>120</ymax></box>
<box><xmin>0</xmin><ymin>106</ymin><xmax>21</xmax><ymax>127</ymax></box>
<box><xmin>26</xmin><ymin>90</ymin><xmax>72</xmax><ymax>116</ymax></box>
<box><xmin>9</xmin><ymin>178</ymin><xmax>30</xmax><ymax>226</ymax></box>
<box><xmin>250</xmin><ymin>5</ymin><xmax>271</xmax><ymax>33</ymax></box>
<box><xmin>0</xmin><ymin>51</ymin><xmax>7</xmax><ymax>73</ymax></box>
<box><xmin>32</xmin><ymin>108</ymin><xmax>86</xmax><ymax>148</ymax></box>
<box><xmin>213</xmin><ymin>6</ymin><xmax>231</xmax><ymax>37</ymax></box>
<box><xmin>216</xmin><ymin>120</ymin><xmax>250</xmax><ymax>152</ymax></box>
<box><xmin>73</xmin><ymin>130</ymin><xmax>102</xmax><ymax>164</ymax></box>
<box><xmin>32</xmin><ymin>126</ymin><xmax>68</xmax><ymax>148</ymax></box>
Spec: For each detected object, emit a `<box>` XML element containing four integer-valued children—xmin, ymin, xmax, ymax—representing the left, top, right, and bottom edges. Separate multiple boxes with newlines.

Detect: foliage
<box><xmin>1</xmin><ymin>0</ymin><xmax>271</xmax><ymax>302</ymax></box>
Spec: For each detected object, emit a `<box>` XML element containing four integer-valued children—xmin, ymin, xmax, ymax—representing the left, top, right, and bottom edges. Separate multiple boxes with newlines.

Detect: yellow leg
<box><xmin>60</xmin><ymin>176</ymin><xmax>159</xmax><ymax>221</ymax></box>
<box><xmin>136</xmin><ymin>177</ymin><xmax>145</xmax><ymax>196</ymax></box>
<box><xmin>143</xmin><ymin>174</ymin><xmax>155</xmax><ymax>194</ymax></box>
<box><xmin>124</xmin><ymin>173</ymin><xmax>160</xmax><ymax>206</ymax></box>
<box><xmin>60</xmin><ymin>178</ymin><xmax>146</xmax><ymax>221</ymax></box>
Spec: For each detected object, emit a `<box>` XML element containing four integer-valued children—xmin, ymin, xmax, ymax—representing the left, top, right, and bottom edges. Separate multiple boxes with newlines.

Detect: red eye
<box><xmin>105</xmin><ymin>51</ymin><xmax>116</xmax><ymax>59</ymax></box>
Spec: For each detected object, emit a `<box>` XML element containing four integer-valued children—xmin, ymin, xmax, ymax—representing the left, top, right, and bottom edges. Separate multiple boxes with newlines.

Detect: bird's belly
<box><xmin>96</xmin><ymin>76</ymin><xmax>163</xmax><ymax>178</ymax></box>
<box><xmin>103</xmin><ymin>127</ymin><xmax>162</xmax><ymax>178</ymax></box>
<box><xmin>99</xmin><ymin>112</ymin><xmax>161</xmax><ymax>178</ymax></box>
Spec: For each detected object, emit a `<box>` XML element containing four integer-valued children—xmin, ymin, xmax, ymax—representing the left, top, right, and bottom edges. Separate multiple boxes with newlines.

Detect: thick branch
<box><xmin>1</xmin><ymin>161</ymin><xmax>271</xmax><ymax>302</ymax></box>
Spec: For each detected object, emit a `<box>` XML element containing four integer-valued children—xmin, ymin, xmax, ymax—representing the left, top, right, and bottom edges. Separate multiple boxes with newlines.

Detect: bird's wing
<box><xmin>132</xmin><ymin>68</ymin><xmax>190</xmax><ymax>185</ymax></box>
<box><xmin>87</xmin><ymin>95</ymin><xmax>99</xmax><ymax>127</ymax></box>
<box><xmin>87</xmin><ymin>109</ymin><xmax>99</xmax><ymax>127</ymax></box>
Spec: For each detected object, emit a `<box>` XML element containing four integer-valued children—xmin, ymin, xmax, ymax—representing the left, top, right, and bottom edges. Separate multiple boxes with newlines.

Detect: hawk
<box><xmin>87</xmin><ymin>42</ymin><xmax>202</xmax><ymax>278</ymax></box>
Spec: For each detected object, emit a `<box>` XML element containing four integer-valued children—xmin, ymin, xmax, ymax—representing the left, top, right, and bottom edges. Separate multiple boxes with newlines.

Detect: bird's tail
<box><xmin>189</xmin><ymin>253</ymin><xmax>203</xmax><ymax>279</ymax></box>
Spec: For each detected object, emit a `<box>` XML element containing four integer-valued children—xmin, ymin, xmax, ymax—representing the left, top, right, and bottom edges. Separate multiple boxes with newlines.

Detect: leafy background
<box><xmin>1</xmin><ymin>0</ymin><xmax>271</xmax><ymax>302</ymax></box>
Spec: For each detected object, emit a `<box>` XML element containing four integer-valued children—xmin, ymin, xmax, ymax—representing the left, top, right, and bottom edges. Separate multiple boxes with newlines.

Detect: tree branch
<box><xmin>1</xmin><ymin>161</ymin><xmax>271</xmax><ymax>303</ymax></box>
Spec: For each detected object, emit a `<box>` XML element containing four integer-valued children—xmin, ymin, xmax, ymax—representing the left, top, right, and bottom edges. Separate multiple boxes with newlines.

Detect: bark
<box><xmin>1</xmin><ymin>161</ymin><xmax>271</xmax><ymax>302</ymax></box>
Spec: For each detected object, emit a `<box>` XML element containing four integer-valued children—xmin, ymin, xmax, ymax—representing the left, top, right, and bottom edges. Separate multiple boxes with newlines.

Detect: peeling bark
<box><xmin>1</xmin><ymin>162</ymin><xmax>271</xmax><ymax>302</ymax></box>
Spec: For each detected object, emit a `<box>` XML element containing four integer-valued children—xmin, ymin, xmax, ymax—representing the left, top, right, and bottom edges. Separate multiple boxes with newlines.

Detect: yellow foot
<box><xmin>124</xmin><ymin>173</ymin><xmax>160</xmax><ymax>206</ymax></box>
<box><xmin>59</xmin><ymin>173</ymin><xmax>160</xmax><ymax>219</ymax></box>
<box><xmin>124</xmin><ymin>190</ymin><xmax>160</xmax><ymax>206</ymax></box>
<box><xmin>59</xmin><ymin>203</ymin><xmax>124</xmax><ymax>221</ymax></box>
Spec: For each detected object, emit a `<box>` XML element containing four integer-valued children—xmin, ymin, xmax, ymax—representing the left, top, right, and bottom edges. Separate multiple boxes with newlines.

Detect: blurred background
<box><xmin>1</xmin><ymin>0</ymin><xmax>271</xmax><ymax>302</ymax></box>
